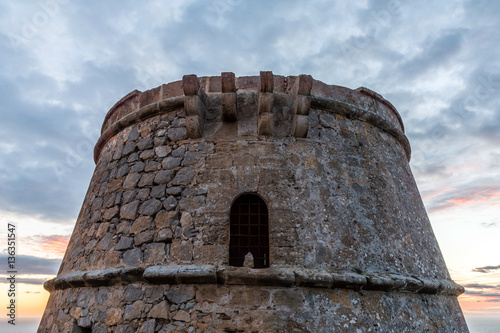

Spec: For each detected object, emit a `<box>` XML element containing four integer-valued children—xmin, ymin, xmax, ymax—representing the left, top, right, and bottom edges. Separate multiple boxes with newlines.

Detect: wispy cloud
<box><xmin>427</xmin><ymin>186</ymin><xmax>500</xmax><ymax>213</ymax></box>
<box><xmin>473</xmin><ymin>265</ymin><xmax>500</xmax><ymax>274</ymax></box>
<box><xmin>24</xmin><ymin>235</ymin><xmax>70</xmax><ymax>257</ymax></box>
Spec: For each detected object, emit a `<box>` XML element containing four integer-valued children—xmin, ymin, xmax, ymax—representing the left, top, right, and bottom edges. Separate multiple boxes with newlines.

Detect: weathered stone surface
<box><xmin>123</xmin><ymin>301</ymin><xmax>142</xmax><ymax>320</ymax></box>
<box><xmin>39</xmin><ymin>73</ymin><xmax>467</xmax><ymax>333</ymax></box>
<box><xmin>120</xmin><ymin>200</ymin><xmax>140</xmax><ymax>220</ymax></box>
<box><xmin>122</xmin><ymin>143</ymin><xmax>136</xmax><ymax>156</ymax></box>
<box><xmin>131</xmin><ymin>161</ymin><xmax>145</xmax><ymax>173</ymax></box>
<box><xmin>139</xmin><ymin>199</ymin><xmax>162</xmax><ymax>216</ymax></box>
<box><xmin>168</xmin><ymin>127</ymin><xmax>188</xmax><ymax>141</ymax></box>
<box><xmin>172</xmin><ymin>167</ymin><xmax>194</xmax><ymax>186</ymax></box>
<box><xmin>171</xmin><ymin>147</ymin><xmax>185</xmax><ymax>158</ymax></box>
<box><xmin>140</xmin><ymin>319</ymin><xmax>156</xmax><ymax>333</ymax></box>
<box><xmin>166</xmin><ymin>186</ymin><xmax>183</xmax><ymax>196</ymax></box>
<box><xmin>149</xmin><ymin>300</ymin><xmax>169</xmax><ymax>319</ymax></box>
<box><xmin>124</xmin><ymin>284</ymin><xmax>144</xmax><ymax>302</ymax></box>
<box><xmin>150</xmin><ymin>184</ymin><xmax>166</xmax><ymax>198</ymax></box>
<box><xmin>170</xmin><ymin>241</ymin><xmax>193</xmax><ymax>262</ymax></box>
<box><xmin>155</xmin><ymin>211</ymin><xmax>177</xmax><ymax>229</ymax></box>
<box><xmin>144</xmin><ymin>243</ymin><xmax>167</xmax><ymax>264</ymax></box>
<box><xmin>144</xmin><ymin>161</ymin><xmax>159</xmax><ymax>172</ymax></box>
<box><xmin>162</xmin><ymin>157</ymin><xmax>182</xmax><ymax>169</ymax></box>
<box><xmin>166</xmin><ymin>286</ymin><xmax>195</xmax><ymax>304</ymax></box>
<box><xmin>173</xmin><ymin>310</ymin><xmax>190</xmax><ymax>322</ymax></box>
<box><xmin>130</xmin><ymin>216</ymin><xmax>152</xmax><ymax>235</ymax></box>
<box><xmin>134</xmin><ymin>230</ymin><xmax>155</xmax><ymax>246</ymax></box>
<box><xmin>138</xmin><ymin>173</ymin><xmax>155</xmax><ymax>187</ymax></box>
<box><xmin>123</xmin><ymin>173</ymin><xmax>141</xmax><ymax>189</ymax></box>
<box><xmin>154</xmin><ymin>170</ymin><xmax>174</xmax><ymax>184</ymax></box>
<box><xmin>115</xmin><ymin>236</ymin><xmax>134</xmax><ymax>250</ymax></box>
<box><xmin>163</xmin><ymin>196</ymin><xmax>177</xmax><ymax>211</ymax></box>
<box><xmin>105</xmin><ymin>308</ymin><xmax>122</xmax><ymax>326</ymax></box>
<box><xmin>155</xmin><ymin>145</ymin><xmax>171</xmax><ymax>158</ymax></box>
<box><xmin>123</xmin><ymin>248</ymin><xmax>143</xmax><ymax>265</ymax></box>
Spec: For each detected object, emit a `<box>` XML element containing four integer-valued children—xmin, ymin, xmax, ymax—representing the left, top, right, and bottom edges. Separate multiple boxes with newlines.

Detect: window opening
<box><xmin>229</xmin><ymin>194</ymin><xmax>269</xmax><ymax>268</ymax></box>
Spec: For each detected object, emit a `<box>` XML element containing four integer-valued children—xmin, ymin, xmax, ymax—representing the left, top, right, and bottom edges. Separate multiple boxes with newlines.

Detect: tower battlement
<box><xmin>96</xmin><ymin>72</ymin><xmax>409</xmax><ymax>163</ymax></box>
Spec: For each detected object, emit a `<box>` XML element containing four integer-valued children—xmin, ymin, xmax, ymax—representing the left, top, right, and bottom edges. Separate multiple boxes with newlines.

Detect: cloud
<box><xmin>464</xmin><ymin>284</ymin><xmax>499</xmax><ymax>289</ymax></box>
<box><xmin>472</xmin><ymin>265</ymin><xmax>500</xmax><ymax>273</ymax></box>
<box><xmin>0</xmin><ymin>253</ymin><xmax>61</xmax><ymax>275</ymax></box>
<box><xmin>481</xmin><ymin>221</ymin><xmax>499</xmax><ymax>228</ymax></box>
<box><xmin>465</xmin><ymin>291</ymin><xmax>500</xmax><ymax>297</ymax></box>
<box><xmin>426</xmin><ymin>186</ymin><xmax>500</xmax><ymax>213</ymax></box>
<box><xmin>397</xmin><ymin>30</ymin><xmax>465</xmax><ymax>80</ymax></box>
<box><xmin>24</xmin><ymin>235</ymin><xmax>70</xmax><ymax>257</ymax></box>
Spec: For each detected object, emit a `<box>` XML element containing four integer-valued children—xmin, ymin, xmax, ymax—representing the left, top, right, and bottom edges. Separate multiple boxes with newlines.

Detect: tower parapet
<box><xmin>39</xmin><ymin>72</ymin><xmax>467</xmax><ymax>332</ymax></box>
<box><xmin>96</xmin><ymin>72</ymin><xmax>410</xmax><ymax>163</ymax></box>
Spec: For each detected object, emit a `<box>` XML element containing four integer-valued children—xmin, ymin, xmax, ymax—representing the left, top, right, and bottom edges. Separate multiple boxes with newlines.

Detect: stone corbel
<box><xmin>292</xmin><ymin>74</ymin><xmax>313</xmax><ymax>138</ymax></box>
<box><xmin>221</xmin><ymin>72</ymin><xmax>237</xmax><ymax>121</ymax></box>
<box><xmin>183</xmin><ymin>74</ymin><xmax>206</xmax><ymax>138</ymax></box>
<box><xmin>258</xmin><ymin>71</ymin><xmax>274</xmax><ymax>136</ymax></box>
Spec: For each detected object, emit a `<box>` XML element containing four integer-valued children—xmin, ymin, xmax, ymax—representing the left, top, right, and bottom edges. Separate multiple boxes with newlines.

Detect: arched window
<box><xmin>229</xmin><ymin>194</ymin><xmax>270</xmax><ymax>268</ymax></box>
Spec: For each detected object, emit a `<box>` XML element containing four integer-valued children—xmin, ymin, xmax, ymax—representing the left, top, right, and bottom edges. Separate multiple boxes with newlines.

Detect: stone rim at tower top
<box><xmin>94</xmin><ymin>71</ymin><xmax>410</xmax><ymax>164</ymax></box>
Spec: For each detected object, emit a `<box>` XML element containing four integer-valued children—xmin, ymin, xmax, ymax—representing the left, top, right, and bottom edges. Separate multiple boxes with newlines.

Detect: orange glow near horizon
<box><xmin>455</xmin><ymin>272</ymin><xmax>500</xmax><ymax>315</ymax></box>
<box><xmin>0</xmin><ymin>282</ymin><xmax>50</xmax><ymax>319</ymax></box>
<box><xmin>459</xmin><ymin>296</ymin><xmax>500</xmax><ymax>315</ymax></box>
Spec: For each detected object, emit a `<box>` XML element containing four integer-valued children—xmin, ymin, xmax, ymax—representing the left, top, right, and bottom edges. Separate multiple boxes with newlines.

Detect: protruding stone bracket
<box><xmin>258</xmin><ymin>71</ymin><xmax>274</xmax><ymax>136</ymax></box>
<box><xmin>183</xmin><ymin>74</ymin><xmax>206</xmax><ymax>138</ymax></box>
<box><xmin>292</xmin><ymin>74</ymin><xmax>313</xmax><ymax>138</ymax></box>
<box><xmin>221</xmin><ymin>72</ymin><xmax>237</xmax><ymax>122</ymax></box>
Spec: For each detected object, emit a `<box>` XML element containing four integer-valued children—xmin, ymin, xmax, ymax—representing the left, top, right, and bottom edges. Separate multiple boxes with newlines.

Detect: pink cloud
<box><xmin>24</xmin><ymin>234</ymin><xmax>70</xmax><ymax>257</ymax></box>
<box><xmin>427</xmin><ymin>186</ymin><xmax>500</xmax><ymax>213</ymax></box>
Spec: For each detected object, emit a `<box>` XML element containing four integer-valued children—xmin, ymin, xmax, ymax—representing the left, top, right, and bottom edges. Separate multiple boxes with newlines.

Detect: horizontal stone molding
<box><xmin>94</xmin><ymin>96</ymin><xmax>184</xmax><ymax>163</ymax></box>
<box><xmin>44</xmin><ymin>265</ymin><xmax>464</xmax><ymax>297</ymax></box>
<box><xmin>311</xmin><ymin>96</ymin><xmax>411</xmax><ymax>160</ymax></box>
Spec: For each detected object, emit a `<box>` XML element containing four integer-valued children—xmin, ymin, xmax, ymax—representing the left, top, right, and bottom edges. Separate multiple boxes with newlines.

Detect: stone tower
<box><xmin>38</xmin><ymin>72</ymin><xmax>468</xmax><ymax>332</ymax></box>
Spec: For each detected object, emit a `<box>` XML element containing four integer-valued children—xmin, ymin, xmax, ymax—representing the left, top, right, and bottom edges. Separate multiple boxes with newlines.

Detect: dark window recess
<box><xmin>229</xmin><ymin>194</ymin><xmax>270</xmax><ymax>268</ymax></box>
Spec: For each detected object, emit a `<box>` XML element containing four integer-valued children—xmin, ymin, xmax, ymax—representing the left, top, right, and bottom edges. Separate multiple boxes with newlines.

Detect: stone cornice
<box><xmin>44</xmin><ymin>265</ymin><xmax>464</xmax><ymax>297</ymax></box>
<box><xmin>94</xmin><ymin>72</ymin><xmax>411</xmax><ymax>163</ymax></box>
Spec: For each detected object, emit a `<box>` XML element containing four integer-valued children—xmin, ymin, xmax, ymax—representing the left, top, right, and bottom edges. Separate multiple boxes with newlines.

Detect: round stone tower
<box><xmin>38</xmin><ymin>72</ymin><xmax>468</xmax><ymax>332</ymax></box>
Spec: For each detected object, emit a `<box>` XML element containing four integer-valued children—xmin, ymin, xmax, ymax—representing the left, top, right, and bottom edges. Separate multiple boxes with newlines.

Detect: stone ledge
<box><xmin>44</xmin><ymin>265</ymin><xmax>464</xmax><ymax>297</ymax></box>
<box><xmin>94</xmin><ymin>96</ymin><xmax>184</xmax><ymax>163</ymax></box>
<box><xmin>311</xmin><ymin>96</ymin><xmax>411</xmax><ymax>160</ymax></box>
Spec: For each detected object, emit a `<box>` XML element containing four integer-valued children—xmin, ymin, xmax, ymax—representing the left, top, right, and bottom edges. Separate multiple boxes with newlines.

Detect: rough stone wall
<box><xmin>40</xmin><ymin>283</ymin><xmax>466</xmax><ymax>332</ymax></box>
<box><xmin>57</xmin><ymin>98</ymin><xmax>445</xmax><ymax>279</ymax></box>
<box><xmin>38</xmin><ymin>73</ymin><xmax>467</xmax><ymax>332</ymax></box>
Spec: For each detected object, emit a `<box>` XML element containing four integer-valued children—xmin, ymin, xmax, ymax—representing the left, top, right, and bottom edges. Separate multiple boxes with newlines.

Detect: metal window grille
<box><xmin>229</xmin><ymin>194</ymin><xmax>270</xmax><ymax>268</ymax></box>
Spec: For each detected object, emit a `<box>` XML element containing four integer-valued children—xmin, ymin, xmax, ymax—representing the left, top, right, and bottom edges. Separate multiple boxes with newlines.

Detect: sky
<box><xmin>0</xmin><ymin>0</ymin><xmax>499</xmax><ymax>328</ymax></box>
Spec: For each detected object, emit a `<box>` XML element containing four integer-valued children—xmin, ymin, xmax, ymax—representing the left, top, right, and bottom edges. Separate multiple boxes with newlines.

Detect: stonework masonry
<box><xmin>38</xmin><ymin>72</ymin><xmax>468</xmax><ymax>332</ymax></box>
